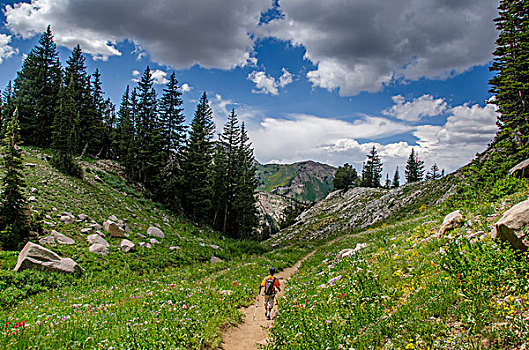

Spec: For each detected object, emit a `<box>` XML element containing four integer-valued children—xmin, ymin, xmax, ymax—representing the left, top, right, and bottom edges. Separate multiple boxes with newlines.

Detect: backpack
<box><xmin>264</xmin><ymin>277</ymin><xmax>277</xmax><ymax>295</ymax></box>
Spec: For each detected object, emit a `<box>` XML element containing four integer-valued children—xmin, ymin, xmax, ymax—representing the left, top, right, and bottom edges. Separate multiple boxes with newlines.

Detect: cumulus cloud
<box><xmin>0</xmin><ymin>34</ymin><xmax>17</xmax><ymax>64</ymax></box>
<box><xmin>383</xmin><ymin>95</ymin><xmax>448</xmax><ymax>122</ymax></box>
<box><xmin>247</xmin><ymin>68</ymin><xmax>293</xmax><ymax>95</ymax></box>
<box><xmin>131</xmin><ymin>69</ymin><xmax>169</xmax><ymax>85</ymax></box>
<box><xmin>259</xmin><ymin>0</ymin><xmax>498</xmax><ymax>95</ymax></box>
<box><xmin>181</xmin><ymin>83</ymin><xmax>192</xmax><ymax>93</ymax></box>
<box><xmin>247</xmin><ymin>95</ymin><xmax>498</xmax><ymax>176</ymax></box>
<box><xmin>4</xmin><ymin>0</ymin><xmax>269</xmax><ymax>68</ymax></box>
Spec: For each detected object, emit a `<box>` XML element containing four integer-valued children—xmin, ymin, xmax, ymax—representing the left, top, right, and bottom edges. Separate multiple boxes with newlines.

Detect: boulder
<box><xmin>103</xmin><ymin>220</ymin><xmax>125</xmax><ymax>238</ymax></box>
<box><xmin>149</xmin><ymin>238</ymin><xmax>160</xmax><ymax>245</ymax></box>
<box><xmin>91</xmin><ymin>223</ymin><xmax>103</xmax><ymax>230</ymax></box>
<box><xmin>38</xmin><ymin>236</ymin><xmax>56</xmax><ymax>245</ymax></box>
<box><xmin>14</xmin><ymin>242</ymin><xmax>82</xmax><ymax>274</ymax></box>
<box><xmin>492</xmin><ymin>200</ymin><xmax>529</xmax><ymax>251</ymax></box>
<box><xmin>108</xmin><ymin>215</ymin><xmax>119</xmax><ymax>222</ymax></box>
<box><xmin>211</xmin><ymin>256</ymin><xmax>223</xmax><ymax>263</ymax></box>
<box><xmin>87</xmin><ymin>234</ymin><xmax>109</xmax><ymax>247</ymax></box>
<box><xmin>51</xmin><ymin>230</ymin><xmax>75</xmax><ymax>245</ymax></box>
<box><xmin>89</xmin><ymin>243</ymin><xmax>109</xmax><ymax>256</ymax></box>
<box><xmin>80</xmin><ymin>228</ymin><xmax>92</xmax><ymax>234</ymax></box>
<box><xmin>78</xmin><ymin>214</ymin><xmax>89</xmax><ymax>221</ymax></box>
<box><xmin>169</xmin><ymin>246</ymin><xmax>181</xmax><ymax>250</ymax></box>
<box><xmin>335</xmin><ymin>243</ymin><xmax>367</xmax><ymax>261</ymax></box>
<box><xmin>120</xmin><ymin>239</ymin><xmax>135</xmax><ymax>253</ymax></box>
<box><xmin>509</xmin><ymin>159</ymin><xmax>529</xmax><ymax>178</ymax></box>
<box><xmin>139</xmin><ymin>242</ymin><xmax>152</xmax><ymax>248</ymax></box>
<box><xmin>147</xmin><ymin>226</ymin><xmax>165</xmax><ymax>239</ymax></box>
<box><xmin>438</xmin><ymin>210</ymin><xmax>464</xmax><ymax>236</ymax></box>
<box><xmin>60</xmin><ymin>215</ymin><xmax>74</xmax><ymax>224</ymax></box>
<box><xmin>28</xmin><ymin>196</ymin><xmax>37</xmax><ymax>202</ymax></box>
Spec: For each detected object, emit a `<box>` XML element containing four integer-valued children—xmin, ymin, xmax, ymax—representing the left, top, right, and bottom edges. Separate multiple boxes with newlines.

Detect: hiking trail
<box><xmin>221</xmin><ymin>250</ymin><xmax>316</xmax><ymax>349</ymax></box>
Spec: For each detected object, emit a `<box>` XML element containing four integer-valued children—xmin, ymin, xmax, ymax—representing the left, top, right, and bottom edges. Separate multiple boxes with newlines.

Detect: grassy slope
<box><xmin>0</xmin><ymin>148</ymin><xmax>316</xmax><ymax>349</ymax></box>
<box><xmin>266</xmin><ymin>173</ymin><xmax>529</xmax><ymax>348</ymax></box>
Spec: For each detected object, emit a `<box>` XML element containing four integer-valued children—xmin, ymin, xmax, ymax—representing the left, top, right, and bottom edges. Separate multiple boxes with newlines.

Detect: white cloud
<box><xmin>4</xmin><ymin>0</ymin><xmax>269</xmax><ymax>68</ymax></box>
<box><xmin>131</xmin><ymin>68</ymin><xmax>169</xmax><ymax>85</ymax></box>
<box><xmin>259</xmin><ymin>0</ymin><xmax>498</xmax><ymax>96</ymax></box>
<box><xmin>383</xmin><ymin>94</ymin><xmax>448</xmax><ymax>122</ymax></box>
<box><xmin>150</xmin><ymin>69</ymin><xmax>168</xmax><ymax>85</ymax></box>
<box><xmin>248</xmin><ymin>71</ymin><xmax>278</xmax><ymax>95</ymax></box>
<box><xmin>247</xmin><ymin>96</ymin><xmax>498</xmax><ymax>176</ymax></box>
<box><xmin>247</xmin><ymin>68</ymin><xmax>293</xmax><ymax>95</ymax></box>
<box><xmin>181</xmin><ymin>83</ymin><xmax>192</xmax><ymax>93</ymax></box>
<box><xmin>278</xmin><ymin>68</ymin><xmax>293</xmax><ymax>87</ymax></box>
<box><xmin>0</xmin><ymin>34</ymin><xmax>17</xmax><ymax>64</ymax></box>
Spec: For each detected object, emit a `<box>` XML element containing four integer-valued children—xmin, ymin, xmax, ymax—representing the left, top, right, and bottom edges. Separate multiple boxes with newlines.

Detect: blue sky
<box><xmin>0</xmin><ymin>0</ymin><xmax>500</xmax><ymax>177</ymax></box>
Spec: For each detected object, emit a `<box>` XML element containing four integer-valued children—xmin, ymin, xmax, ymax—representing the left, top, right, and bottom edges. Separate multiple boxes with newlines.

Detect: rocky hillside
<box><xmin>271</xmin><ymin>172</ymin><xmax>460</xmax><ymax>244</ymax></box>
<box><xmin>255</xmin><ymin>191</ymin><xmax>299</xmax><ymax>236</ymax></box>
<box><xmin>256</xmin><ymin>160</ymin><xmax>336</xmax><ymax>203</ymax></box>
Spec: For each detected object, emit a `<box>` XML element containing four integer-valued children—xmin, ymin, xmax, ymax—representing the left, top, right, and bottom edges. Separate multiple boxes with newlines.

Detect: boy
<box><xmin>258</xmin><ymin>267</ymin><xmax>281</xmax><ymax>320</ymax></box>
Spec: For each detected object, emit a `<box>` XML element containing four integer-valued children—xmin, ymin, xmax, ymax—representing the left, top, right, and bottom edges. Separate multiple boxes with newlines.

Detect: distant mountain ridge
<box><xmin>255</xmin><ymin>160</ymin><xmax>336</xmax><ymax>203</ymax></box>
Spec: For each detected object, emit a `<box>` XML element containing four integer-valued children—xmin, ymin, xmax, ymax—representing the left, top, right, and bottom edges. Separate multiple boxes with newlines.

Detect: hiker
<box><xmin>257</xmin><ymin>267</ymin><xmax>281</xmax><ymax>320</ymax></box>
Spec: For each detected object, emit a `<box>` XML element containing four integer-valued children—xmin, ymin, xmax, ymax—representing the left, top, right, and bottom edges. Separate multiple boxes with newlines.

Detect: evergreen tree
<box><xmin>50</xmin><ymin>78</ymin><xmax>82</xmax><ymax>178</ymax></box>
<box><xmin>180</xmin><ymin>92</ymin><xmax>215</xmax><ymax>223</ymax></box>
<box><xmin>404</xmin><ymin>149</ymin><xmax>425</xmax><ymax>183</ymax></box>
<box><xmin>88</xmin><ymin>69</ymin><xmax>112</xmax><ymax>158</ymax></box>
<box><xmin>116</xmin><ymin>86</ymin><xmax>134</xmax><ymax>165</ymax></box>
<box><xmin>13</xmin><ymin>26</ymin><xmax>62</xmax><ymax>147</ymax></box>
<box><xmin>1</xmin><ymin>81</ymin><xmax>15</xmax><ymax>137</ymax></box>
<box><xmin>0</xmin><ymin>109</ymin><xmax>30</xmax><ymax>250</ymax></box>
<box><xmin>159</xmin><ymin>72</ymin><xmax>186</xmax><ymax>153</ymax></box>
<box><xmin>392</xmin><ymin>166</ymin><xmax>400</xmax><ymax>188</ymax></box>
<box><xmin>426</xmin><ymin>163</ymin><xmax>441</xmax><ymax>180</ymax></box>
<box><xmin>489</xmin><ymin>0</ymin><xmax>529</xmax><ymax>150</ymax></box>
<box><xmin>212</xmin><ymin>109</ymin><xmax>241</xmax><ymax>235</ymax></box>
<box><xmin>332</xmin><ymin>163</ymin><xmax>359</xmax><ymax>190</ymax></box>
<box><xmin>384</xmin><ymin>173</ymin><xmax>391</xmax><ymax>189</ymax></box>
<box><xmin>232</xmin><ymin>122</ymin><xmax>259</xmax><ymax>239</ymax></box>
<box><xmin>361</xmin><ymin>146</ymin><xmax>383</xmax><ymax>187</ymax></box>
<box><xmin>63</xmin><ymin>44</ymin><xmax>90</xmax><ymax>154</ymax></box>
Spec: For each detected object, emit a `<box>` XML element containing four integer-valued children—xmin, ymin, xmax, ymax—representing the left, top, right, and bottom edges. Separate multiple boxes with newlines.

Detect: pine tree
<box><xmin>392</xmin><ymin>166</ymin><xmax>400</xmax><ymax>188</ymax></box>
<box><xmin>361</xmin><ymin>146</ymin><xmax>383</xmax><ymax>187</ymax></box>
<box><xmin>332</xmin><ymin>163</ymin><xmax>358</xmax><ymax>190</ymax></box>
<box><xmin>50</xmin><ymin>78</ymin><xmax>82</xmax><ymax>178</ymax></box>
<box><xmin>180</xmin><ymin>92</ymin><xmax>215</xmax><ymax>223</ymax></box>
<box><xmin>159</xmin><ymin>72</ymin><xmax>186</xmax><ymax>153</ymax></box>
<box><xmin>63</xmin><ymin>44</ymin><xmax>90</xmax><ymax>154</ymax></box>
<box><xmin>88</xmin><ymin>69</ymin><xmax>112</xmax><ymax>158</ymax></box>
<box><xmin>384</xmin><ymin>173</ymin><xmax>391</xmax><ymax>189</ymax></box>
<box><xmin>212</xmin><ymin>109</ymin><xmax>241</xmax><ymax>235</ymax></box>
<box><xmin>489</xmin><ymin>0</ymin><xmax>529</xmax><ymax>150</ymax></box>
<box><xmin>426</xmin><ymin>163</ymin><xmax>441</xmax><ymax>180</ymax></box>
<box><xmin>1</xmin><ymin>81</ymin><xmax>15</xmax><ymax>137</ymax></box>
<box><xmin>0</xmin><ymin>109</ymin><xmax>30</xmax><ymax>250</ymax></box>
<box><xmin>116</xmin><ymin>86</ymin><xmax>133</xmax><ymax>165</ymax></box>
<box><xmin>233</xmin><ymin>122</ymin><xmax>259</xmax><ymax>239</ymax></box>
<box><xmin>404</xmin><ymin>149</ymin><xmax>425</xmax><ymax>183</ymax></box>
<box><xmin>13</xmin><ymin>25</ymin><xmax>62</xmax><ymax>147</ymax></box>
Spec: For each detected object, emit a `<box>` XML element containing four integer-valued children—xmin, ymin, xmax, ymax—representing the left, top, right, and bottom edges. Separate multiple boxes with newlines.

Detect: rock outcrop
<box><xmin>103</xmin><ymin>220</ymin><xmax>125</xmax><ymax>237</ymax></box>
<box><xmin>492</xmin><ymin>200</ymin><xmax>529</xmax><ymax>251</ymax></box>
<box><xmin>14</xmin><ymin>242</ymin><xmax>82</xmax><ymax>274</ymax></box>
<box><xmin>147</xmin><ymin>226</ymin><xmax>165</xmax><ymax>239</ymax></box>
<box><xmin>438</xmin><ymin>210</ymin><xmax>464</xmax><ymax>236</ymax></box>
<box><xmin>509</xmin><ymin>159</ymin><xmax>529</xmax><ymax>178</ymax></box>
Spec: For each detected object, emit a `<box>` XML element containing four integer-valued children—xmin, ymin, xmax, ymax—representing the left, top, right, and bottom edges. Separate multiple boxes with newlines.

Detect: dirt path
<box><xmin>221</xmin><ymin>250</ymin><xmax>316</xmax><ymax>349</ymax></box>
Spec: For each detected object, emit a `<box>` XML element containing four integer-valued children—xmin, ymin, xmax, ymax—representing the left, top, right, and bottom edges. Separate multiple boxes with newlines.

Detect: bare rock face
<box><xmin>509</xmin><ymin>159</ymin><xmax>529</xmax><ymax>178</ymax></box>
<box><xmin>51</xmin><ymin>230</ymin><xmax>75</xmax><ymax>245</ymax></box>
<box><xmin>492</xmin><ymin>200</ymin><xmax>529</xmax><ymax>251</ymax></box>
<box><xmin>103</xmin><ymin>220</ymin><xmax>125</xmax><ymax>238</ymax></box>
<box><xmin>87</xmin><ymin>234</ymin><xmax>109</xmax><ymax>247</ymax></box>
<box><xmin>147</xmin><ymin>226</ymin><xmax>165</xmax><ymax>239</ymax></box>
<box><xmin>89</xmin><ymin>243</ymin><xmax>109</xmax><ymax>256</ymax></box>
<box><xmin>120</xmin><ymin>239</ymin><xmax>135</xmax><ymax>253</ymax></box>
<box><xmin>438</xmin><ymin>210</ymin><xmax>464</xmax><ymax>236</ymax></box>
<box><xmin>14</xmin><ymin>242</ymin><xmax>82</xmax><ymax>274</ymax></box>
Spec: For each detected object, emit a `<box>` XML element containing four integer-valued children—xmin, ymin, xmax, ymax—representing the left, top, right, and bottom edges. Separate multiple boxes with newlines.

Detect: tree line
<box><xmin>333</xmin><ymin>146</ymin><xmax>444</xmax><ymax>191</ymax></box>
<box><xmin>0</xmin><ymin>26</ymin><xmax>261</xmax><ymax>249</ymax></box>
